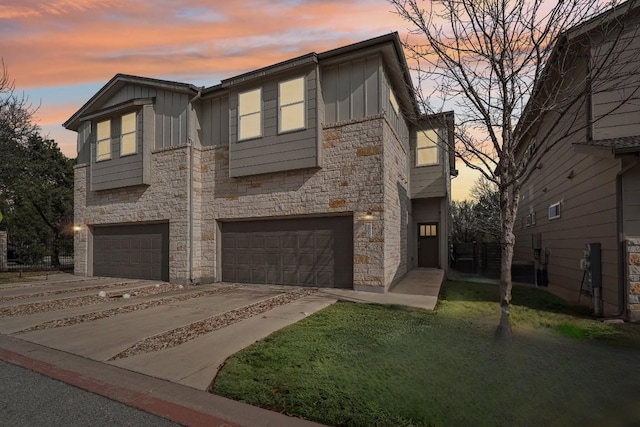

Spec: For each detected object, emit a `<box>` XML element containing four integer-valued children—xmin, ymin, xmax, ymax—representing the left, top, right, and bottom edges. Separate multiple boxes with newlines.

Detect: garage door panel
<box><xmin>221</xmin><ymin>216</ymin><xmax>353</xmax><ymax>288</ymax></box>
<box><xmin>93</xmin><ymin>223</ymin><xmax>169</xmax><ymax>282</ymax></box>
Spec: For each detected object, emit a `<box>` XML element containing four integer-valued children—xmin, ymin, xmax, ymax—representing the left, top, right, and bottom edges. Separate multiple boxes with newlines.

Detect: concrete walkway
<box><xmin>322</xmin><ymin>268</ymin><xmax>444</xmax><ymax>310</ymax></box>
<box><xmin>0</xmin><ymin>270</ymin><xmax>445</xmax><ymax>426</ymax></box>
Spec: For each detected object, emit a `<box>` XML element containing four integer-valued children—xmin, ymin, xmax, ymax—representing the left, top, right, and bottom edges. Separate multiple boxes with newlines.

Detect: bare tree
<box><xmin>471</xmin><ymin>176</ymin><xmax>500</xmax><ymax>243</ymax></box>
<box><xmin>390</xmin><ymin>0</ymin><xmax>640</xmax><ymax>335</ymax></box>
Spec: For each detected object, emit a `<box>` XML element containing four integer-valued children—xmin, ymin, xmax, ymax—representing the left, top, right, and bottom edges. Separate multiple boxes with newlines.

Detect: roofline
<box><xmin>514</xmin><ymin>0</ymin><xmax>640</xmax><ymax>146</ymax></box>
<box><xmin>63</xmin><ymin>74</ymin><xmax>199</xmax><ymax>130</ymax></box>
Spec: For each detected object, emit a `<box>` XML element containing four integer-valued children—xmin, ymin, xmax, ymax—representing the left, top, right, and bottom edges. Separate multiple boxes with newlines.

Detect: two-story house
<box><xmin>64</xmin><ymin>33</ymin><xmax>456</xmax><ymax>293</ymax></box>
<box><xmin>514</xmin><ymin>1</ymin><xmax>640</xmax><ymax>320</ymax></box>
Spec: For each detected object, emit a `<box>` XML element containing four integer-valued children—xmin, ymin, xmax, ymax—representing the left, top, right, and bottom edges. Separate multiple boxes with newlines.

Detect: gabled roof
<box><xmin>515</xmin><ymin>0</ymin><xmax>640</xmax><ymax>146</ymax></box>
<box><xmin>64</xmin><ymin>74</ymin><xmax>199</xmax><ymax>131</ymax></box>
<box><xmin>64</xmin><ymin>33</ymin><xmax>419</xmax><ymax>130</ymax></box>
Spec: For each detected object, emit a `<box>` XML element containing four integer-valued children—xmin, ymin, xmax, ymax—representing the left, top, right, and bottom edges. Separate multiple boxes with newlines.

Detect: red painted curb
<box><xmin>0</xmin><ymin>347</ymin><xmax>240</xmax><ymax>427</ymax></box>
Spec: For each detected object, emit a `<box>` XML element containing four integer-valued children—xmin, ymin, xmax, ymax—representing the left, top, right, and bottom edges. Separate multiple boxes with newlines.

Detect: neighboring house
<box><xmin>64</xmin><ymin>33</ymin><xmax>456</xmax><ymax>293</ymax></box>
<box><xmin>514</xmin><ymin>2</ymin><xmax>640</xmax><ymax>320</ymax></box>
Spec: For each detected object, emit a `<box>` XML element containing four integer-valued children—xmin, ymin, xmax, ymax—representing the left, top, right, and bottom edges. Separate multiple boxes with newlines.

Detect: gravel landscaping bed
<box><xmin>0</xmin><ymin>280</ymin><xmax>151</xmax><ymax>303</ymax></box>
<box><xmin>110</xmin><ymin>288</ymin><xmax>317</xmax><ymax>360</ymax></box>
<box><xmin>17</xmin><ymin>284</ymin><xmax>241</xmax><ymax>333</ymax></box>
<box><xmin>0</xmin><ymin>284</ymin><xmax>184</xmax><ymax>318</ymax></box>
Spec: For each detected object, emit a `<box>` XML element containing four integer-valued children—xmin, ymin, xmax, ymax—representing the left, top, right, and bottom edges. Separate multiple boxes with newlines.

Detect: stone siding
<box><xmin>74</xmin><ymin>146</ymin><xmax>192</xmax><ymax>283</ymax></box>
<box><xmin>74</xmin><ymin>115</ymin><xmax>413</xmax><ymax>290</ymax></box>
<box><xmin>627</xmin><ymin>237</ymin><xmax>640</xmax><ymax>321</ymax></box>
<box><xmin>382</xmin><ymin>118</ymin><xmax>409</xmax><ymax>287</ymax></box>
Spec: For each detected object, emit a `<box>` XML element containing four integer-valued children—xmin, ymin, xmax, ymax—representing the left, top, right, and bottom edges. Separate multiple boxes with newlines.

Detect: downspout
<box><xmin>615</xmin><ymin>157</ymin><xmax>639</xmax><ymax>318</ymax></box>
<box><xmin>187</xmin><ymin>88</ymin><xmax>203</xmax><ymax>285</ymax></box>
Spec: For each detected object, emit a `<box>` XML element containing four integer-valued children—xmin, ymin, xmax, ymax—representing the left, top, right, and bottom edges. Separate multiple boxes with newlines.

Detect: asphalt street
<box><xmin>0</xmin><ymin>360</ymin><xmax>182</xmax><ymax>427</ymax></box>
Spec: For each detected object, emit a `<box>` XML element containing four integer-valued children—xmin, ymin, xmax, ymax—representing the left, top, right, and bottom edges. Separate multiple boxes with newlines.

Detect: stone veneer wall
<box><xmin>74</xmin><ymin>146</ymin><xmax>192</xmax><ymax>283</ymax></box>
<box><xmin>0</xmin><ymin>231</ymin><xmax>7</xmax><ymax>272</ymax></box>
<box><xmin>74</xmin><ymin>115</ymin><xmax>410</xmax><ymax>290</ymax></box>
<box><xmin>201</xmin><ymin>114</ymin><xmax>400</xmax><ymax>291</ymax></box>
<box><xmin>382</xmin><ymin>118</ymin><xmax>409</xmax><ymax>287</ymax></box>
<box><xmin>627</xmin><ymin>237</ymin><xmax>640</xmax><ymax>321</ymax></box>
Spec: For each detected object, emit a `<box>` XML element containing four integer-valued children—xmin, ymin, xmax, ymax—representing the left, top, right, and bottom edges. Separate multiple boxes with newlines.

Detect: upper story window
<box><xmin>96</xmin><ymin>119</ymin><xmax>111</xmax><ymax>162</ymax></box>
<box><xmin>120</xmin><ymin>112</ymin><xmax>137</xmax><ymax>156</ymax></box>
<box><xmin>238</xmin><ymin>88</ymin><xmax>262</xmax><ymax>140</ymax></box>
<box><xmin>389</xmin><ymin>89</ymin><xmax>399</xmax><ymax>117</ymax></box>
<box><xmin>279</xmin><ymin>77</ymin><xmax>305</xmax><ymax>133</ymax></box>
<box><xmin>416</xmin><ymin>129</ymin><xmax>439</xmax><ymax>166</ymax></box>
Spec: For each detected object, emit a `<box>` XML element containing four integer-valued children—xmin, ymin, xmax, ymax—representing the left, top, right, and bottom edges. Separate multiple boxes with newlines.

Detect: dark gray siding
<box><xmin>97</xmin><ymin>84</ymin><xmax>189</xmax><ymax>149</ymax></box>
<box><xmin>91</xmin><ymin>111</ymin><xmax>145</xmax><ymax>191</ymax></box>
<box><xmin>76</xmin><ymin>121</ymin><xmax>91</xmax><ymax>165</ymax></box>
<box><xmin>228</xmin><ymin>66</ymin><xmax>318</xmax><ymax>177</ymax></box>
<box><xmin>409</xmin><ymin>128</ymin><xmax>446</xmax><ymax>199</ymax></box>
<box><xmin>623</xmin><ymin>162</ymin><xmax>640</xmax><ymax>236</ymax></box>
<box><xmin>199</xmin><ymin>95</ymin><xmax>230</xmax><ymax>146</ymax></box>
<box><xmin>322</xmin><ymin>55</ymin><xmax>381</xmax><ymax>123</ymax></box>
<box><xmin>591</xmin><ymin>25</ymin><xmax>640</xmax><ymax>140</ymax></box>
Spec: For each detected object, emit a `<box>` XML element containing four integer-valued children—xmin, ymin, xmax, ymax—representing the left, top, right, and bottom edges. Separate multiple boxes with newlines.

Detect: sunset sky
<box><xmin>1</xmin><ymin>0</ymin><xmax>480</xmax><ymax>200</ymax></box>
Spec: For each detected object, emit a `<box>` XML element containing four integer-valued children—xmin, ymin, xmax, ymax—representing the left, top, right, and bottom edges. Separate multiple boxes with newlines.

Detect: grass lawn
<box><xmin>211</xmin><ymin>281</ymin><xmax>640</xmax><ymax>426</ymax></box>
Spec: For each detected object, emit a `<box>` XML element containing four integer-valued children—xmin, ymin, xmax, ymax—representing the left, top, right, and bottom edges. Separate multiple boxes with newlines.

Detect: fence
<box><xmin>0</xmin><ymin>232</ymin><xmax>74</xmax><ymax>272</ymax></box>
<box><xmin>450</xmin><ymin>242</ymin><xmax>501</xmax><ymax>277</ymax></box>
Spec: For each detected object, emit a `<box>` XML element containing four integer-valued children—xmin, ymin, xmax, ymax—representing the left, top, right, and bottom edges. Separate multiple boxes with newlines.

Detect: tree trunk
<box><xmin>496</xmin><ymin>183</ymin><xmax>520</xmax><ymax>339</ymax></box>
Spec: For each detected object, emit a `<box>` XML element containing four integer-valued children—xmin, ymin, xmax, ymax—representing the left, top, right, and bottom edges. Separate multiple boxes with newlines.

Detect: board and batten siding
<box><xmin>513</xmin><ymin>126</ymin><xmax>622</xmax><ymax>314</ymax></box>
<box><xmin>623</xmin><ymin>162</ymin><xmax>640</xmax><ymax>236</ymax></box>
<box><xmin>322</xmin><ymin>55</ymin><xmax>381</xmax><ymax>123</ymax></box>
<box><xmin>591</xmin><ymin>26</ymin><xmax>640</xmax><ymax>140</ymax></box>
<box><xmin>199</xmin><ymin>95</ymin><xmax>230</xmax><ymax>146</ymax></box>
<box><xmin>91</xmin><ymin>110</ymin><xmax>146</xmax><ymax>191</ymax></box>
<box><xmin>228</xmin><ymin>67</ymin><xmax>319</xmax><ymax>178</ymax></box>
<box><xmin>97</xmin><ymin>84</ymin><xmax>190</xmax><ymax>149</ymax></box>
<box><xmin>76</xmin><ymin>121</ymin><xmax>91</xmax><ymax>165</ymax></box>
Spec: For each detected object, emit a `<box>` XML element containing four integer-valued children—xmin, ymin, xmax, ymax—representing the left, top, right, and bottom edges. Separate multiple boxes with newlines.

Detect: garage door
<box><xmin>93</xmin><ymin>223</ymin><xmax>169</xmax><ymax>281</ymax></box>
<box><xmin>221</xmin><ymin>216</ymin><xmax>353</xmax><ymax>288</ymax></box>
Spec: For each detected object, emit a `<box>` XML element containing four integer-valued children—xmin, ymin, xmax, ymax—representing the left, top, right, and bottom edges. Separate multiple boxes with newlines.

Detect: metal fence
<box><xmin>1</xmin><ymin>234</ymin><xmax>74</xmax><ymax>271</ymax></box>
<box><xmin>450</xmin><ymin>242</ymin><xmax>501</xmax><ymax>277</ymax></box>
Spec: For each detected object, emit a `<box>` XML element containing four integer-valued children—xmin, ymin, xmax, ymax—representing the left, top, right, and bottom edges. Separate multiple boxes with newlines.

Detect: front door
<box><xmin>418</xmin><ymin>223</ymin><xmax>439</xmax><ymax>268</ymax></box>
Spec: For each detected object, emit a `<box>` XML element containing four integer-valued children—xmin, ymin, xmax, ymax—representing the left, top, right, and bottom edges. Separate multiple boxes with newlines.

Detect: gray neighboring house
<box><xmin>513</xmin><ymin>2</ymin><xmax>640</xmax><ymax>320</ymax></box>
<box><xmin>64</xmin><ymin>33</ymin><xmax>457</xmax><ymax>293</ymax></box>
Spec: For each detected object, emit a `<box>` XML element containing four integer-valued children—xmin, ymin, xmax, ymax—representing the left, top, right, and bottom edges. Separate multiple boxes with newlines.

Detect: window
<box><xmin>96</xmin><ymin>119</ymin><xmax>111</xmax><ymax>161</ymax></box>
<box><xmin>416</xmin><ymin>129</ymin><xmax>439</xmax><ymax>166</ymax></box>
<box><xmin>549</xmin><ymin>202</ymin><xmax>561</xmax><ymax>220</ymax></box>
<box><xmin>419</xmin><ymin>224</ymin><xmax>437</xmax><ymax>237</ymax></box>
<box><xmin>238</xmin><ymin>88</ymin><xmax>261</xmax><ymax>140</ymax></box>
<box><xmin>120</xmin><ymin>112</ymin><xmax>137</xmax><ymax>156</ymax></box>
<box><xmin>389</xmin><ymin>89</ymin><xmax>399</xmax><ymax>116</ymax></box>
<box><xmin>279</xmin><ymin>77</ymin><xmax>305</xmax><ymax>133</ymax></box>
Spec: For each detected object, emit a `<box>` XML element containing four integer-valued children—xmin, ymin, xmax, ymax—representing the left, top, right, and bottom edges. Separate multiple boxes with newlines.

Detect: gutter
<box><xmin>615</xmin><ymin>156</ymin><xmax>639</xmax><ymax>318</ymax></box>
<box><xmin>187</xmin><ymin>88</ymin><xmax>203</xmax><ymax>284</ymax></box>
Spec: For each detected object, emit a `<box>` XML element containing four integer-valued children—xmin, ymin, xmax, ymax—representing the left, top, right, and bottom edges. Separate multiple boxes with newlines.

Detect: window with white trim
<box><xmin>548</xmin><ymin>202</ymin><xmax>561</xmax><ymax>220</ymax></box>
<box><xmin>96</xmin><ymin>119</ymin><xmax>111</xmax><ymax>161</ymax></box>
<box><xmin>120</xmin><ymin>112</ymin><xmax>137</xmax><ymax>156</ymax></box>
<box><xmin>416</xmin><ymin>129</ymin><xmax>439</xmax><ymax>166</ymax></box>
<box><xmin>279</xmin><ymin>77</ymin><xmax>305</xmax><ymax>133</ymax></box>
<box><xmin>238</xmin><ymin>88</ymin><xmax>261</xmax><ymax>140</ymax></box>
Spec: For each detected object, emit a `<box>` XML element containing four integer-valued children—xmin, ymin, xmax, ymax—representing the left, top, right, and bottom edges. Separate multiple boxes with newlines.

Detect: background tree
<box><xmin>0</xmin><ymin>63</ymin><xmax>74</xmax><ymax>265</ymax></box>
<box><xmin>390</xmin><ymin>0</ymin><xmax>639</xmax><ymax>334</ymax></box>
<box><xmin>449</xmin><ymin>199</ymin><xmax>478</xmax><ymax>243</ymax></box>
<box><xmin>471</xmin><ymin>176</ymin><xmax>500</xmax><ymax>243</ymax></box>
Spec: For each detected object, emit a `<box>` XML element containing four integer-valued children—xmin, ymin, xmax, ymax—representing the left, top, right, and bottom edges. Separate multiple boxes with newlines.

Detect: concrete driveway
<box><xmin>0</xmin><ymin>274</ymin><xmax>336</xmax><ymax>391</ymax></box>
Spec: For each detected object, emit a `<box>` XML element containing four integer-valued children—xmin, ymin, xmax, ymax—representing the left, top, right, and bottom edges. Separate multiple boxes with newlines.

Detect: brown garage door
<box><xmin>93</xmin><ymin>223</ymin><xmax>169</xmax><ymax>281</ymax></box>
<box><xmin>221</xmin><ymin>216</ymin><xmax>353</xmax><ymax>288</ymax></box>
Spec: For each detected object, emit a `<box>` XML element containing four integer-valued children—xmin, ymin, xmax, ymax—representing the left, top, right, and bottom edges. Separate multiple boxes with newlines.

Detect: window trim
<box><xmin>120</xmin><ymin>112</ymin><xmax>137</xmax><ymax>157</ymax></box>
<box><xmin>238</xmin><ymin>87</ymin><xmax>262</xmax><ymax>141</ymax></box>
<box><xmin>416</xmin><ymin>129</ymin><xmax>440</xmax><ymax>167</ymax></box>
<box><xmin>96</xmin><ymin>119</ymin><xmax>111</xmax><ymax>162</ymax></box>
<box><xmin>278</xmin><ymin>76</ymin><xmax>306</xmax><ymax>134</ymax></box>
<box><xmin>548</xmin><ymin>202</ymin><xmax>561</xmax><ymax>220</ymax></box>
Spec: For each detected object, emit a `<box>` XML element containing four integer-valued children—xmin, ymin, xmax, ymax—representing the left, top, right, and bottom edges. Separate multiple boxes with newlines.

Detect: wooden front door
<box><xmin>418</xmin><ymin>223</ymin><xmax>439</xmax><ymax>268</ymax></box>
